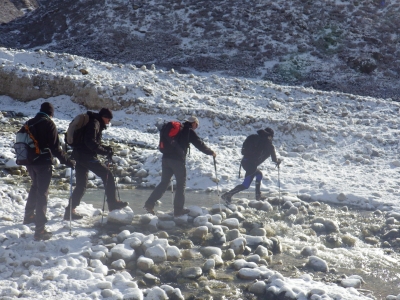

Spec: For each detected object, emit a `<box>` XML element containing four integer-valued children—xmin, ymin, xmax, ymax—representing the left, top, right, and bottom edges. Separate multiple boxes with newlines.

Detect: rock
<box><xmin>337</xmin><ymin>193</ymin><xmax>347</xmax><ymax>201</ymax></box>
<box><xmin>111</xmin><ymin>259</ymin><xmax>126</xmax><ymax>270</ymax></box>
<box><xmin>306</xmin><ymin>256</ymin><xmax>329</xmax><ymax>272</ymax></box>
<box><xmin>311</xmin><ymin>222</ymin><xmax>326</xmax><ymax>233</ymax></box>
<box><xmin>230</xmin><ymin>238</ymin><xmax>246</xmax><ymax>255</ymax></box>
<box><xmin>222</xmin><ymin>218</ymin><xmax>240</xmax><ymax>229</ymax></box>
<box><xmin>166</xmin><ymin>246</ymin><xmax>181</xmax><ymax>261</ymax></box>
<box><xmin>254</xmin><ymin>245</ymin><xmax>269</xmax><ymax>258</ymax></box>
<box><xmin>202</xmin><ymin>259</ymin><xmax>215</xmax><ymax>272</ymax></box>
<box><xmin>110</xmin><ymin>244</ymin><xmax>135</xmax><ymax>262</ymax></box>
<box><xmin>137</xmin><ymin>256</ymin><xmax>154</xmax><ymax>272</ymax></box>
<box><xmin>300</xmin><ymin>246</ymin><xmax>318</xmax><ymax>257</ymax></box>
<box><xmin>107</xmin><ymin>207</ymin><xmax>134</xmax><ymax>225</ymax></box>
<box><xmin>249</xmin><ymin>280</ymin><xmax>267</xmax><ymax>295</ymax></box>
<box><xmin>143</xmin><ymin>273</ymin><xmax>160</xmax><ymax>286</ymax></box>
<box><xmin>193</xmin><ymin>216</ymin><xmax>209</xmax><ymax>226</ymax></box>
<box><xmin>237</xmin><ymin>268</ymin><xmax>261</xmax><ymax>280</ymax></box>
<box><xmin>192</xmin><ymin>226</ymin><xmax>208</xmax><ymax>239</ymax></box>
<box><xmin>182</xmin><ymin>267</ymin><xmax>202</xmax><ymax>279</ymax></box>
<box><xmin>199</xmin><ymin>246</ymin><xmax>222</xmax><ymax>257</ymax></box>
<box><xmin>145</xmin><ymin>244</ymin><xmax>166</xmax><ymax>263</ymax></box>
<box><xmin>226</xmin><ymin>229</ymin><xmax>241</xmax><ymax>241</ymax></box>
<box><xmin>341</xmin><ymin>278</ymin><xmax>361</xmax><ymax>288</ymax></box>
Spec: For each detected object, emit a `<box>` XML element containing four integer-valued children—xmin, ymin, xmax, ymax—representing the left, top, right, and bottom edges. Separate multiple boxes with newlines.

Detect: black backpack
<box><xmin>158</xmin><ymin>121</ymin><xmax>182</xmax><ymax>153</ymax></box>
<box><xmin>241</xmin><ymin>134</ymin><xmax>260</xmax><ymax>156</ymax></box>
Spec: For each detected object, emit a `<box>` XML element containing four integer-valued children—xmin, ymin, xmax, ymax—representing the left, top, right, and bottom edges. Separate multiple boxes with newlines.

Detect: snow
<box><xmin>0</xmin><ymin>47</ymin><xmax>399</xmax><ymax>299</ymax></box>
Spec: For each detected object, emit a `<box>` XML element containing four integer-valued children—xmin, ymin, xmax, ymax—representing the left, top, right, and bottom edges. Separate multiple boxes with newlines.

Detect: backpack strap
<box><xmin>25</xmin><ymin>118</ymin><xmax>47</xmax><ymax>154</ymax></box>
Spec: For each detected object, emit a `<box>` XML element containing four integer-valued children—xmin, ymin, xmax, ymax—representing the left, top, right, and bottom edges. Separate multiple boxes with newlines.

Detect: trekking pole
<box><xmin>69</xmin><ymin>168</ymin><xmax>74</xmax><ymax>236</ymax></box>
<box><xmin>171</xmin><ymin>177</ymin><xmax>174</xmax><ymax>207</ymax></box>
<box><xmin>101</xmin><ymin>158</ymin><xmax>111</xmax><ymax>226</ymax></box>
<box><xmin>213</xmin><ymin>157</ymin><xmax>222</xmax><ymax>214</ymax></box>
<box><xmin>278</xmin><ymin>165</ymin><xmax>281</xmax><ymax>201</ymax></box>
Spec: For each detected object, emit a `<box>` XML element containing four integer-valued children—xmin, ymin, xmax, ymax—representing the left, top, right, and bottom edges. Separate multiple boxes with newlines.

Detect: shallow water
<box><xmin>51</xmin><ymin>187</ymin><xmax>400</xmax><ymax>299</ymax></box>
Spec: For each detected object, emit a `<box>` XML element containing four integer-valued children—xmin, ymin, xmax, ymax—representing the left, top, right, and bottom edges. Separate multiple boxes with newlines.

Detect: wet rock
<box><xmin>145</xmin><ymin>244</ymin><xmax>166</xmax><ymax>263</ymax></box>
<box><xmin>162</xmin><ymin>287</ymin><xmax>184</xmax><ymax>300</ymax></box>
<box><xmin>161</xmin><ymin>267</ymin><xmax>181</xmax><ymax>283</ymax></box>
<box><xmin>192</xmin><ymin>226</ymin><xmax>208</xmax><ymax>240</ymax></box>
<box><xmin>110</xmin><ymin>244</ymin><xmax>135</xmax><ymax>262</ymax></box>
<box><xmin>110</xmin><ymin>259</ymin><xmax>125</xmax><ymax>270</ymax></box>
<box><xmin>311</xmin><ymin>222</ymin><xmax>326</xmax><ymax>233</ymax></box>
<box><xmin>230</xmin><ymin>237</ymin><xmax>246</xmax><ymax>255</ymax></box>
<box><xmin>166</xmin><ymin>246</ymin><xmax>181</xmax><ymax>261</ymax></box>
<box><xmin>383</xmin><ymin>229</ymin><xmax>399</xmax><ymax>240</ymax></box>
<box><xmin>137</xmin><ymin>256</ymin><xmax>154</xmax><ymax>272</ymax></box>
<box><xmin>226</xmin><ymin>229</ymin><xmax>241</xmax><ymax>241</ymax></box>
<box><xmin>237</xmin><ymin>268</ymin><xmax>262</xmax><ymax>280</ymax></box>
<box><xmin>246</xmin><ymin>254</ymin><xmax>261</xmax><ymax>263</ymax></box>
<box><xmin>182</xmin><ymin>267</ymin><xmax>202</xmax><ymax>279</ymax></box>
<box><xmin>199</xmin><ymin>246</ymin><xmax>222</xmax><ymax>258</ymax></box>
<box><xmin>144</xmin><ymin>273</ymin><xmax>160</xmax><ymax>286</ymax></box>
<box><xmin>364</xmin><ymin>236</ymin><xmax>380</xmax><ymax>245</ymax></box>
<box><xmin>222</xmin><ymin>218</ymin><xmax>239</xmax><ymax>229</ymax></box>
<box><xmin>228</xmin><ymin>211</ymin><xmax>245</xmax><ymax>221</ymax></box>
<box><xmin>222</xmin><ymin>249</ymin><xmax>236</xmax><ymax>261</ymax></box>
<box><xmin>249</xmin><ymin>280</ymin><xmax>267</xmax><ymax>295</ymax></box>
<box><xmin>341</xmin><ymin>278</ymin><xmax>361</xmax><ymax>288</ymax></box>
<box><xmin>324</xmin><ymin>219</ymin><xmax>340</xmax><ymax>232</ymax></box>
<box><xmin>203</xmin><ymin>259</ymin><xmax>215</xmax><ymax>272</ymax></box>
<box><xmin>285</xmin><ymin>206</ymin><xmax>299</xmax><ymax>216</ymax></box>
<box><xmin>210</xmin><ymin>214</ymin><xmax>222</xmax><ymax>225</ymax></box>
<box><xmin>300</xmin><ymin>246</ymin><xmax>318</xmax><ymax>257</ymax></box>
<box><xmin>210</xmin><ymin>254</ymin><xmax>224</xmax><ymax>267</ymax></box>
<box><xmin>325</xmin><ymin>234</ymin><xmax>342</xmax><ymax>247</ymax></box>
<box><xmin>193</xmin><ymin>215</ymin><xmax>209</xmax><ymax>226</ymax></box>
<box><xmin>158</xmin><ymin>220</ymin><xmax>175</xmax><ymax>230</ymax></box>
<box><xmin>254</xmin><ymin>245</ymin><xmax>269</xmax><ymax>259</ymax></box>
<box><xmin>179</xmin><ymin>239</ymin><xmax>194</xmax><ymax>249</ymax></box>
<box><xmin>306</xmin><ymin>256</ymin><xmax>329</xmax><ymax>272</ymax></box>
<box><xmin>145</xmin><ymin>287</ymin><xmax>168</xmax><ymax>299</ymax></box>
<box><xmin>250</xmin><ymin>228</ymin><xmax>266</xmax><ymax>236</ymax></box>
<box><xmin>270</xmin><ymin>237</ymin><xmax>282</xmax><ymax>254</ymax></box>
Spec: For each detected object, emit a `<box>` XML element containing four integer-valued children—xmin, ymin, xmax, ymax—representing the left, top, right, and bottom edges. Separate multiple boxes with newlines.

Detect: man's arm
<box><xmin>189</xmin><ymin>130</ymin><xmax>215</xmax><ymax>156</ymax></box>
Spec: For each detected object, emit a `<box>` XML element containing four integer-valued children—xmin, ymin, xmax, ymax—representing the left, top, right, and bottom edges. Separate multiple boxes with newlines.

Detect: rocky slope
<box><xmin>0</xmin><ymin>0</ymin><xmax>399</xmax><ymax>100</ymax></box>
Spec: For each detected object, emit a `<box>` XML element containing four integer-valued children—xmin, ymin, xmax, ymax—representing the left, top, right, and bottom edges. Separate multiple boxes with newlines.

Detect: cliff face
<box><xmin>1</xmin><ymin>0</ymin><xmax>399</xmax><ymax>100</ymax></box>
<box><xmin>0</xmin><ymin>0</ymin><xmax>38</xmax><ymax>24</ymax></box>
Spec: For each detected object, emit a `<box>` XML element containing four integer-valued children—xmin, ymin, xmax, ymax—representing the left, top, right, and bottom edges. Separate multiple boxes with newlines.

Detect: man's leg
<box><xmin>24</xmin><ymin>165</ymin><xmax>38</xmax><ymax>224</ymax></box>
<box><xmin>65</xmin><ymin>162</ymin><xmax>88</xmax><ymax>220</ymax></box>
<box><xmin>69</xmin><ymin>162</ymin><xmax>89</xmax><ymax>209</ymax></box>
<box><xmin>144</xmin><ymin>158</ymin><xmax>174</xmax><ymax>211</ymax></box>
<box><xmin>170</xmin><ymin>159</ymin><xmax>187</xmax><ymax>214</ymax></box>
<box><xmin>254</xmin><ymin>170</ymin><xmax>265</xmax><ymax>200</ymax></box>
<box><xmin>33</xmin><ymin>165</ymin><xmax>52</xmax><ymax>236</ymax></box>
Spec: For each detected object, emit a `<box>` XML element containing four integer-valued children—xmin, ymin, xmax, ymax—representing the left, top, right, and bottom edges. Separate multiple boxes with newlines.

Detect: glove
<box><xmin>68</xmin><ymin>160</ymin><xmax>76</xmax><ymax>170</ymax></box>
<box><xmin>275</xmin><ymin>159</ymin><xmax>282</xmax><ymax>167</ymax></box>
<box><xmin>106</xmin><ymin>149</ymin><xmax>113</xmax><ymax>160</ymax></box>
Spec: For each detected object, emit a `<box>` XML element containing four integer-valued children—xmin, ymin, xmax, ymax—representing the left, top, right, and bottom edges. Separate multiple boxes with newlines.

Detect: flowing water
<box><xmin>51</xmin><ymin>187</ymin><xmax>400</xmax><ymax>299</ymax></box>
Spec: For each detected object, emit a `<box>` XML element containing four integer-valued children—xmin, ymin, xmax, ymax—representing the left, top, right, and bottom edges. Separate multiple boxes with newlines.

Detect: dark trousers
<box><xmin>145</xmin><ymin>158</ymin><xmax>186</xmax><ymax>211</ymax></box>
<box><xmin>25</xmin><ymin>164</ymin><xmax>52</xmax><ymax>230</ymax></box>
<box><xmin>70</xmin><ymin>158</ymin><xmax>117</xmax><ymax>208</ymax></box>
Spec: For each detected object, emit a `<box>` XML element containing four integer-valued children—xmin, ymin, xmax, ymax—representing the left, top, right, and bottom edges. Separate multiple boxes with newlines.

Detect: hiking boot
<box><xmin>143</xmin><ymin>205</ymin><xmax>156</xmax><ymax>215</ymax></box>
<box><xmin>23</xmin><ymin>213</ymin><xmax>36</xmax><ymax>225</ymax></box>
<box><xmin>34</xmin><ymin>228</ymin><xmax>52</xmax><ymax>241</ymax></box>
<box><xmin>108</xmin><ymin>200</ymin><xmax>128</xmax><ymax>211</ymax></box>
<box><xmin>63</xmin><ymin>208</ymin><xmax>84</xmax><ymax>221</ymax></box>
<box><xmin>256</xmin><ymin>193</ymin><xmax>267</xmax><ymax>201</ymax></box>
<box><xmin>174</xmin><ymin>208</ymin><xmax>190</xmax><ymax>217</ymax></box>
<box><xmin>221</xmin><ymin>192</ymin><xmax>232</xmax><ymax>205</ymax></box>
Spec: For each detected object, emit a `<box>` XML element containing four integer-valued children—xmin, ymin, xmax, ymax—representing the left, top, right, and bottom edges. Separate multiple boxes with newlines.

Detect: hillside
<box><xmin>0</xmin><ymin>0</ymin><xmax>399</xmax><ymax>100</ymax></box>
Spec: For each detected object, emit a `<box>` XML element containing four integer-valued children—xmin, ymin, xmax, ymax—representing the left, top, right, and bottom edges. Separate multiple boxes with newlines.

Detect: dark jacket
<box><xmin>23</xmin><ymin>112</ymin><xmax>72</xmax><ymax>166</ymax></box>
<box><xmin>243</xmin><ymin>129</ymin><xmax>277</xmax><ymax>166</ymax></box>
<box><xmin>72</xmin><ymin>111</ymin><xmax>110</xmax><ymax>159</ymax></box>
<box><xmin>163</xmin><ymin>122</ymin><xmax>214</xmax><ymax>161</ymax></box>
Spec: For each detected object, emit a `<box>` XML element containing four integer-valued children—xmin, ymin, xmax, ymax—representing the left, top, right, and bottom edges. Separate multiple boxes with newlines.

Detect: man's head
<box><xmin>99</xmin><ymin>108</ymin><xmax>113</xmax><ymax>124</ymax></box>
<box><xmin>40</xmin><ymin>102</ymin><xmax>54</xmax><ymax>117</ymax></box>
<box><xmin>264</xmin><ymin>127</ymin><xmax>274</xmax><ymax>139</ymax></box>
<box><xmin>185</xmin><ymin>116</ymin><xmax>199</xmax><ymax>129</ymax></box>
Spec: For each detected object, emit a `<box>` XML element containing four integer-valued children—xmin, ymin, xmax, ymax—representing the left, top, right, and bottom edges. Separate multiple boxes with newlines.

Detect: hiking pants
<box><xmin>241</xmin><ymin>158</ymin><xmax>263</xmax><ymax>189</ymax></box>
<box><xmin>145</xmin><ymin>157</ymin><xmax>186</xmax><ymax>211</ymax></box>
<box><xmin>70</xmin><ymin>157</ymin><xmax>117</xmax><ymax>208</ymax></box>
<box><xmin>25</xmin><ymin>164</ymin><xmax>52</xmax><ymax>230</ymax></box>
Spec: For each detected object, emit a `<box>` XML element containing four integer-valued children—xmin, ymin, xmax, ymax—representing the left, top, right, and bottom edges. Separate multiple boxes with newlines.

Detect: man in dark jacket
<box><xmin>22</xmin><ymin>102</ymin><xmax>75</xmax><ymax>241</ymax></box>
<box><xmin>144</xmin><ymin>116</ymin><xmax>216</xmax><ymax>217</ymax></box>
<box><xmin>66</xmin><ymin>108</ymin><xmax>128</xmax><ymax>220</ymax></box>
<box><xmin>221</xmin><ymin>127</ymin><xmax>281</xmax><ymax>203</ymax></box>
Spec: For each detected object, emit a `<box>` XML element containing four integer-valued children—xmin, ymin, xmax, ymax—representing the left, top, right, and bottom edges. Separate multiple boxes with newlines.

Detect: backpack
<box><xmin>14</xmin><ymin>119</ymin><xmax>45</xmax><ymax>165</ymax></box>
<box><xmin>65</xmin><ymin>113</ymin><xmax>90</xmax><ymax>147</ymax></box>
<box><xmin>241</xmin><ymin>134</ymin><xmax>260</xmax><ymax>156</ymax></box>
<box><xmin>158</xmin><ymin>121</ymin><xmax>182</xmax><ymax>153</ymax></box>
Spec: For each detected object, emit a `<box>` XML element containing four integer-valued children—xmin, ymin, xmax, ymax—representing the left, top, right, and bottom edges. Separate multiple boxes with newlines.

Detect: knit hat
<box><xmin>185</xmin><ymin>116</ymin><xmax>199</xmax><ymax>125</ymax></box>
<box><xmin>40</xmin><ymin>102</ymin><xmax>54</xmax><ymax>117</ymax></box>
<box><xmin>264</xmin><ymin>127</ymin><xmax>274</xmax><ymax>137</ymax></box>
<box><xmin>99</xmin><ymin>108</ymin><xmax>113</xmax><ymax>119</ymax></box>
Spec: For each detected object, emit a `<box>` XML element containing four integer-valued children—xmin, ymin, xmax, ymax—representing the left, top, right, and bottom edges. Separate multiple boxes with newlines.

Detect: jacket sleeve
<box><xmin>269</xmin><ymin>144</ymin><xmax>278</xmax><ymax>163</ymax></box>
<box><xmin>189</xmin><ymin>130</ymin><xmax>214</xmax><ymax>155</ymax></box>
<box><xmin>84</xmin><ymin>120</ymin><xmax>108</xmax><ymax>155</ymax></box>
<box><xmin>47</xmin><ymin>121</ymin><xmax>72</xmax><ymax>165</ymax></box>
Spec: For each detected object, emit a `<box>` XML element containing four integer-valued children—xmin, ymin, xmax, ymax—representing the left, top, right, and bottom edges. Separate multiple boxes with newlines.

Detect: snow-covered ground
<box><xmin>0</xmin><ymin>48</ymin><xmax>400</xmax><ymax>299</ymax></box>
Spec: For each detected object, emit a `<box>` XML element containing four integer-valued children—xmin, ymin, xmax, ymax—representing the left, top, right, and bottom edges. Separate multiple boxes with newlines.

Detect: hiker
<box><xmin>66</xmin><ymin>108</ymin><xmax>128</xmax><ymax>220</ymax></box>
<box><xmin>22</xmin><ymin>102</ymin><xmax>76</xmax><ymax>241</ymax></box>
<box><xmin>144</xmin><ymin>116</ymin><xmax>216</xmax><ymax>217</ymax></box>
<box><xmin>221</xmin><ymin>127</ymin><xmax>281</xmax><ymax>203</ymax></box>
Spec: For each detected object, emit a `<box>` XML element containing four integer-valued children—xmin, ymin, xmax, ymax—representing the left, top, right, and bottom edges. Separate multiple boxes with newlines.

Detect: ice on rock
<box><xmin>107</xmin><ymin>207</ymin><xmax>134</xmax><ymax>225</ymax></box>
<box><xmin>145</xmin><ymin>244</ymin><xmax>166</xmax><ymax>263</ymax></box>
